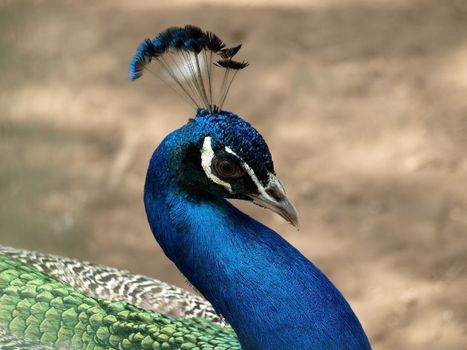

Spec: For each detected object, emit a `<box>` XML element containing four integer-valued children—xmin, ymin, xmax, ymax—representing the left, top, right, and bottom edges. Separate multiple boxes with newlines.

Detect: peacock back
<box><xmin>0</xmin><ymin>249</ymin><xmax>239</xmax><ymax>350</ymax></box>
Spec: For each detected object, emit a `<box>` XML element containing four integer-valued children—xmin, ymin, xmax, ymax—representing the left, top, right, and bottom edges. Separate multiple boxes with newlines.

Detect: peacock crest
<box><xmin>129</xmin><ymin>25</ymin><xmax>248</xmax><ymax>113</ymax></box>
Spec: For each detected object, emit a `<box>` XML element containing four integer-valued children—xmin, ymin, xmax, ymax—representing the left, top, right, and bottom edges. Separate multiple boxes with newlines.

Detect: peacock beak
<box><xmin>248</xmin><ymin>174</ymin><xmax>299</xmax><ymax>230</ymax></box>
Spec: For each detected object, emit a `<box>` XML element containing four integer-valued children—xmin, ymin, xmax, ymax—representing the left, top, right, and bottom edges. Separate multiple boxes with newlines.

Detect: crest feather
<box><xmin>129</xmin><ymin>25</ymin><xmax>249</xmax><ymax>112</ymax></box>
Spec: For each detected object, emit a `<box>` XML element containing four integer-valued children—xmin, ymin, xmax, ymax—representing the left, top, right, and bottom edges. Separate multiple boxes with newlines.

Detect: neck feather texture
<box><xmin>144</xmin><ymin>130</ymin><xmax>371</xmax><ymax>350</ymax></box>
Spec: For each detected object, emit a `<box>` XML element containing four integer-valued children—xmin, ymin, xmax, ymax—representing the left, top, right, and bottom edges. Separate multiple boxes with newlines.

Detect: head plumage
<box><xmin>129</xmin><ymin>25</ymin><xmax>248</xmax><ymax>113</ymax></box>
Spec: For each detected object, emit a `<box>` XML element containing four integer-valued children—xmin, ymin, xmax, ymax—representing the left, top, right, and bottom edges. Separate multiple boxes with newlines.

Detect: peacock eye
<box><xmin>212</xmin><ymin>157</ymin><xmax>244</xmax><ymax>179</ymax></box>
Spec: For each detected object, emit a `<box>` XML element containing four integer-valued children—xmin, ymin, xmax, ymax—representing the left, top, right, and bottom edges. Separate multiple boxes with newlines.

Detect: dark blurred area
<box><xmin>1</xmin><ymin>0</ymin><xmax>467</xmax><ymax>348</ymax></box>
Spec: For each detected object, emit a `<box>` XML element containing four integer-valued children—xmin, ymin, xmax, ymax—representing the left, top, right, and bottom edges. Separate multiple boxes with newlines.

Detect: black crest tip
<box><xmin>206</xmin><ymin>31</ymin><xmax>226</xmax><ymax>52</ymax></box>
<box><xmin>215</xmin><ymin>59</ymin><xmax>249</xmax><ymax>70</ymax></box>
<box><xmin>220</xmin><ymin>44</ymin><xmax>242</xmax><ymax>59</ymax></box>
<box><xmin>184</xmin><ymin>25</ymin><xmax>205</xmax><ymax>39</ymax></box>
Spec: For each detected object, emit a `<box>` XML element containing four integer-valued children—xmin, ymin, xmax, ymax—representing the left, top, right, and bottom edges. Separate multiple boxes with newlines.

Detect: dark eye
<box><xmin>212</xmin><ymin>157</ymin><xmax>244</xmax><ymax>179</ymax></box>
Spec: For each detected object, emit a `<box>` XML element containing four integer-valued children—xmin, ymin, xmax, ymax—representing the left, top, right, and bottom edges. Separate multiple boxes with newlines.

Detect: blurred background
<box><xmin>1</xmin><ymin>0</ymin><xmax>467</xmax><ymax>348</ymax></box>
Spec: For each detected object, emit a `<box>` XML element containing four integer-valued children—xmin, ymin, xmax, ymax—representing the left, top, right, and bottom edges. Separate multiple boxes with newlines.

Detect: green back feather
<box><xmin>0</xmin><ymin>255</ymin><xmax>239</xmax><ymax>350</ymax></box>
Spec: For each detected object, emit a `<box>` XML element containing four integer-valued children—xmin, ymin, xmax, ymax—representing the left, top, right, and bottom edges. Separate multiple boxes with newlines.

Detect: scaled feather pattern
<box><xmin>0</xmin><ymin>246</ymin><xmax>224</xmax><ymax>325</ymax></box>
<box><xmin>0</xmin><ymin>253</ymin><xmax>239</xmax><ymax>349</ymax></box>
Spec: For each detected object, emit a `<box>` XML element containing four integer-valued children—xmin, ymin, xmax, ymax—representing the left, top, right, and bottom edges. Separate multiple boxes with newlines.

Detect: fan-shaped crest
<box><xmin>129</xmin><ymin>25</ymin><xmax>249</xmax><ymax>113</ymax></box>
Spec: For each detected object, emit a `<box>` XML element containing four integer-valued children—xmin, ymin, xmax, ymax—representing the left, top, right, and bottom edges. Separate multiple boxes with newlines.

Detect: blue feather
<box><xmin>143</xmin><ymin>110</ymin><xmax>372</xmax><ymax>349</ymax></box>
<box><xmin>129</xmin><ymin>39</ymin><xmax>154</xmax><ymax>80</ymax></box>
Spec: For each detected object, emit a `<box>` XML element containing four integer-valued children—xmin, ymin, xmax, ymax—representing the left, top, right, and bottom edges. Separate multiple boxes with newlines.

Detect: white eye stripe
<box><xmin>201</xmin><ymin>137</ymin><xmax>232</xmax><ymax>192</ymax></box>
<box><xmin>224</xmin><ymin>147</ymin><xmax>275</xmax><ymax>201</ymax></box>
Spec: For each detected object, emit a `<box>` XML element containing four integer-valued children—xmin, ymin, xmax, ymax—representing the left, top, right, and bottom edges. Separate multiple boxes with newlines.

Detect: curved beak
<box><xmin>248</xmin><ymin>174</ymin><xmax>299</xmax><ymax>229</ymax></box>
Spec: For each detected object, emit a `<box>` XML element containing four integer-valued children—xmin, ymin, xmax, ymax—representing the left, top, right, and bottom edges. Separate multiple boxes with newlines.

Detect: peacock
<box><xmin>0</xmin><ymin>25</ymin><xmax>371</xmax><ymax>349</ymax></box>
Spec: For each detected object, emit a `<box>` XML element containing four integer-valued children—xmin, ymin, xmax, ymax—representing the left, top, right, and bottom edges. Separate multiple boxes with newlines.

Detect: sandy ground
<box><xmin>1</xmin><ymin>0</ymin><xmax>467</xmax><ymax>348</ymax></box>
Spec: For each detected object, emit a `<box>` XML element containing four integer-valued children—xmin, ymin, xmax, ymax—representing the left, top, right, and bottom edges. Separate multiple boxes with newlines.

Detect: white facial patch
<box><xmin>201</xmin><ymin>137</ymin><xmax>232</xmax><ymax>192</ymax></box>
<box><xmin>224</xmin><ymin>146</ymin><xmax>275</xmax><ymax>202</ymax></box>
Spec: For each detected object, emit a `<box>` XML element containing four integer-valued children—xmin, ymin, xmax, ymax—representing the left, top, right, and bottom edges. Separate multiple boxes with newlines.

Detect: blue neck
<box><xmin>144</xmin><ymin>130</ymin><xmax>371</xmax><ymax>350</ymax></box>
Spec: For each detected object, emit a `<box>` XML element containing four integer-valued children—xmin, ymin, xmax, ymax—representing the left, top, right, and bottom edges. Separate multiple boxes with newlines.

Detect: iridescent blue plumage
<box><xmin>129</xmin><ymin>39</ymin><xmax>154</xmax><ymax>80</ymax></box>
<box><xmin>133</xmin><ymin>26</ymin><xmax>371</xmax><ymax>349</ymax></box>
<box><xmin>143</xmin><ymin>111</ymin><xmax>371</xmax><ymax>349</ymax></box>
<box><xmin>194</xmin><ymin>109</ymin><xmax>274</xmax><ymax>182</ymax></box>
<box><xmin>129</xmin><ymin>26</ymin><xmax>212</xmax><ymax>81</ymax></box>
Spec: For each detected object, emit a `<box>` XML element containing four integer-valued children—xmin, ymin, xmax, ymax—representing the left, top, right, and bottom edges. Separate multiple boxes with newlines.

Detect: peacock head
<box><xmin>131</xmin><ymin>25</ymin><xmax>298</xmax><ymax>228</ymax></box>
<box><xmin>178</xmin><ymin>108</ymin><xmax>298</xmax><ymax>228</ymax></box>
